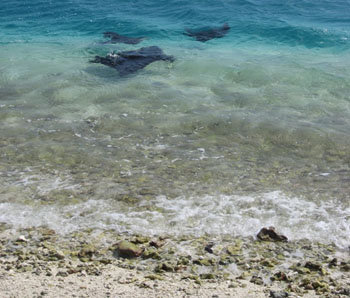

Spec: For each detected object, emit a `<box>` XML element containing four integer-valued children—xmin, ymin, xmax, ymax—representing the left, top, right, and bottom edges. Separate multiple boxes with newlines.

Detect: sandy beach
<box><xmin>0</xmin><ymin>265</ymin><xmax>319</xmax><ymax>298</ymax></box>
<box><xmin>1</xmin><ymin>225</ymin><xmax>349</xmax><ymax>297</ymax></box>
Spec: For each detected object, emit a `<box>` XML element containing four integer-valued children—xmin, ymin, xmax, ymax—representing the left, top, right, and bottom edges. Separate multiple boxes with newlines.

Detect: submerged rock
<box><xmin>257</xmin><ymin>227</ymin><xmax>288</xmax><ymax>242</ymax></box>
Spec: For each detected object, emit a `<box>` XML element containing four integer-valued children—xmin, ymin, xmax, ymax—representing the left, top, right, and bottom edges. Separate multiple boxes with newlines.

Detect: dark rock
<box><xmin>328</xmin><ymin>257</ymin><xmax>338</xmax><ymax>268</ymax></box>
<box><xmin>155</xmin><ymin>262</ymin><xmax>174</xmax><ymax>272</ymax></box>
<box><xmin>205</xmin><ymin>242</ymin><xmax>214</xmax><ymax>254</ymax></box>
<box><xmin>149</xmin><ymin>239</ymin><xmax>165</xmax><ymax>248</ymax></box>
<box><xmin>114</xmin><ymin>240</ymin><xmax>143</xmax><ymax>258</ymax></box>
<box><xmin>304</xmin><ymin>261</ymin><xmax>322</xmax><ymax>272</ymax></box>
<box><xmin>257</xmin><ymin>227</ymin><xmax>288</xmax><ymax>242</ymax></box>
<box><xmin>271</xmin><ymin>271</ymin><xmax>289</xmax><ymax>282</ymax></box>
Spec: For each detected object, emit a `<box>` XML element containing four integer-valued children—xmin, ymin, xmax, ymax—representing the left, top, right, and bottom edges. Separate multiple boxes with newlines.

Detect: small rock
<box><xmin>304</xmin><ymin>283</ymin><xmax>314</xmax><ymax>290</ymax></box>
<box><xmin>142</xmin><ymin>248</ymin><xmax>161</xmax><ymax>260</ymax></box>
<box><xmin>228</xmin><ymin>282</ymin><xmax>238</xmax><ymax>288</ymax></box>
<box><xmin>270</xmin><ymin>291</ymin><xmax>289</xmax><ymax>298</ymax></box>
<box><xmin>328</xmin><ymin>258</ymin><xmax>337</xmax><ymax>268</ymax></box>
<box><xmin>115</xmin><ymin>240</ymin><xmax>143</xmax><ymax>258</ymax></box>
<box><xmin>17</xmin><ymin>235</ymin><xmax>28</xmax><ymax>242</ymax></box>
<box><xmin>250</xmin><ymin>275</ymin><xmax>264</xmax><ymax>285</ymax></box>
<box><xmin>337</xmin><ymin>288</ymin><xmax>350</xmax><ymax>295</ymax></box>
<box><xmin>145</xmin><ymin>274</ymin><xmax>164</xmax><ymax>281</ymax></box>
<box><xmin>132</xmin><ymin>236</ymin><xmax>150</xmax><ymax>244</ymax></box>
<box><xmin>205</xmin><ymin>242</ymin><xmax>214</xmax><ymax>254</ymax></box>
<box><xmin>193</xmin><ymin>258</ymin><xmax>215</xmax><ymax>266</ymax></box>
<box><xmin>149</xmin><ymin>239</ymin><xmax>165</xmax><ymax>248</ymax></box>
<box><xmin>257</xmin><ymin>227</ymin><xmax>288</xmax><ymax>242</ymax></box>
<box><xmin>155</xmin><ymin>262</ymin><xmax>174</xmax><ymax>273</ymax></box>
<box><xmin>199</xmin><ymin>273</ymin><xmax>215</xmax><ymax>280</ymax></box>
<box><xmin>304</xmin><ymin>261</ymin><xmax>325</xmax><ymax>273</ymax></box>
<box><xmin>271</xmin><ymin>271</ymin><xmax>289</xmax><ymax>282</ymax></box>
<box><xmin>340</xmin><ymin>262</ymin><xmax>350</xmax><ymax>272</ymax></box>
<box><xmin>78</xmin><ymin>244</ymin><xmax>96</xmax><ymax>259</ymax></box>
<box><xmin>138</xmin><ymin>281</ymin><xmax>152</xmax><ymax>289</ymax></box>
<box><xmin>56</xmin><ymin>270</ymin><xmax>69</xmax><ymax>277</ymax></box>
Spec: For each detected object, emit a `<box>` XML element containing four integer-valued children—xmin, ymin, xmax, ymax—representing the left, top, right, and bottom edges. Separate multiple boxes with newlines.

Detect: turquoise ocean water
<box><xmin>1</xmin><ymin>0</ymin><xmax>350</xmax><ymax>247</ymax></box>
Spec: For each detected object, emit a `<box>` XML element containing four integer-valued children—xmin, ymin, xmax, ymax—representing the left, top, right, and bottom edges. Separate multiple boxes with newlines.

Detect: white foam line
<box><xmin>0</xmin><ymin>191</ymin><xmax>348</xmax><ymax>248</ymax></box>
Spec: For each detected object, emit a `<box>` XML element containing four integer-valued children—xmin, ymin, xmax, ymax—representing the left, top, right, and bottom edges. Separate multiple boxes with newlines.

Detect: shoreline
<box><xmin>0</xmin><ymin>225</ymin><xmax>349</xmax><ymax>297</ymax></box>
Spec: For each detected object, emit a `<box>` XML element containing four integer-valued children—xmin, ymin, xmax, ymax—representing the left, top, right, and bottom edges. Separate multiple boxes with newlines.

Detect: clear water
<box><xmin>1</xmin><ymin>0</ymin><xmax>350</xmax><ymax>247</ymax></box>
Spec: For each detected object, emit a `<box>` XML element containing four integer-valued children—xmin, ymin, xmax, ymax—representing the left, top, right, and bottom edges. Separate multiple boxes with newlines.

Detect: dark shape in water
<box><xmin>257</xmin><ymin>226</ymin><xmax>288</xmax><ymax>242</ymax></box>
<box><xmin>103</xmin><ymin>31</ymin><xmax>145</xmax><ymax>45</ymax></box>
<box><xmin>184</xmin><ymin>23</ymin><xmax>230</xmax><ymax>42</ymax></box>
<box><xmin>90</xmin><ymin>46</ymin><xmax>174</xmax><ymax>76</ymax></box>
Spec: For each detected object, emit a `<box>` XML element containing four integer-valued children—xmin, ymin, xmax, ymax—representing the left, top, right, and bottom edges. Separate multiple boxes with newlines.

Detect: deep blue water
<box><xmin>1</xmin><ymin>0</ymin><xmax>350</xmax><ymax>246</ymax></box>
<box><xmin>1</xmin><ymin>0</ymin><xmax>350</xmax><ymax>48</ymax></box>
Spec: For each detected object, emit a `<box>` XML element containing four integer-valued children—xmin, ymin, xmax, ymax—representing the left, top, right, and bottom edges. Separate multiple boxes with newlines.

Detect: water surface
<box><xmin>1</xmin><ymin>0</ymin><xmax>350</xmax><ymax>247</ymax></box>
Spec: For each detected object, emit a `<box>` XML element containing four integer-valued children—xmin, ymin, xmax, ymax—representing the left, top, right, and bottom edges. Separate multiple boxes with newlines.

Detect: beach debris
<box><xmin>102</xmin><ymin>31</ymin><xmax>145</xmax><ymax>45</ymax></box>
<box><xmin>184</xmin><ymin>23</ymin><xmax>230</xmax><ymax>42</ymax></box>
<box><xmin>257</xmin><ymin>226</ymin><xmax>288</xmax><ymax>242</ymax></box>
<box><xmin>90</xmin><ymin>46</ymin><xmax>174</xmax><ymax>76</ymax></box>
<box><xmin>115</xmin><ymin>240</ymin><xmax>143</xmax><ymax>258</ymax></box>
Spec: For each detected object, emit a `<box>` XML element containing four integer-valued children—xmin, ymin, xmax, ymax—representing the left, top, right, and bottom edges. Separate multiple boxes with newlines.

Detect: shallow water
<box><xmin>1</xmin><ymin>0</ymin><xmax>350</xmax><ymax>247</ymax></box>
